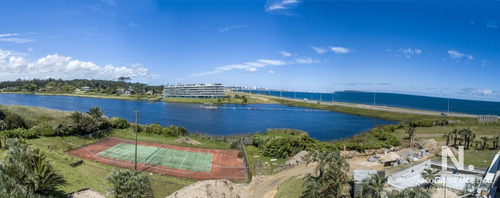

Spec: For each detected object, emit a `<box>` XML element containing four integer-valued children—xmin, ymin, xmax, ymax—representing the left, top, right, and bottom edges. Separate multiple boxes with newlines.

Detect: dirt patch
<box><xmin>276</xmin><ymin>151</ymin><xmax>308</xmax><ymax>172</ymax></box>
<box><xmin>175</xmin><ymin>137</ymin><xmax>201</xmax><ymax>145</ymax></box>
<box><xmin>68</xmin><ymin>138</ymin><xmax>247</xmax><ymax>182</ymax></box>
<box><xmin>245</xmin><ymin>163</ymin><xmax>316</xmax><ymax>198</ymax></box>
<box><xmin>66</xmin><ymin>188</ymin><xmax>105</xmax><ymax>198</ymax></box>
<box><xmin>167</xmin><ymin>179</ymin><xmax>250</xmax><ymax>198</ymax></box>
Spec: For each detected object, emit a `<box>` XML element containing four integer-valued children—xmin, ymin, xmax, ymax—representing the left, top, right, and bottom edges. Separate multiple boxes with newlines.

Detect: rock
<box><xmin>401</xmin><ymin>160</ymin><xmax>410</xmax><ymax>165</ymax></box>
<box><xmin>367</xmin><ymin>157</ymin><xmax>378</xmax><ymax>162</ymax></box>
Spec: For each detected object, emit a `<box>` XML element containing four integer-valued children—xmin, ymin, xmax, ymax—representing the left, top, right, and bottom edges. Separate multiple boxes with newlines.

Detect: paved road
<box><xmin>254</xmin><ymin>93</ymin><xmax>477</xmax><ymax>118</ymax></box>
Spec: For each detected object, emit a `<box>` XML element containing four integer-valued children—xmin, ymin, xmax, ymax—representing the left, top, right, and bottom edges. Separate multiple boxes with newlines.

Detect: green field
<box><xmin>98</xmin><ymin>143</ymin><xmax>213</xmax><ymax>172</ymax></box>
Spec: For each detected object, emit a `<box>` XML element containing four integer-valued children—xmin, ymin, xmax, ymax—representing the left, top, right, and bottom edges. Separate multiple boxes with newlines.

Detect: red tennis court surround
<box><xmin>67</xmin><ymin>138</ymin><xmax>247</xmax><ymax>182</ymax></box>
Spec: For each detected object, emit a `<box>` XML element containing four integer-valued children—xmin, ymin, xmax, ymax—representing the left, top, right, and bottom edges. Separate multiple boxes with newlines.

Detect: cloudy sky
<box><xmin>0</xmin><ymin>0</ymin><xmax>499</xmax><ymax>101</ymax></box>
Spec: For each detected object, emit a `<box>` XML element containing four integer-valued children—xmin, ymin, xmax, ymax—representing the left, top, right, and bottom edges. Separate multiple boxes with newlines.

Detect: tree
<box><xmin>69</xmin><ymin>111</ymin><xmax>93</xmax><ymax>135</ymax></box>
<box><xmin>405</xmin><ymin>126</ymin><xmax>415</xmax><ymax>147</ymax></box>
<box><xmin>451</xmin><ymin>129</ymin><xmax>458</xmax><ymax>147</ymax></box>
<box><xmin>474</xmin><ymin>141</ymin><xmax>482</xmax><ymax>150</ymax></box>
<box><xmin>481</xmin><ymin>137</ymin><xmax>489</xmax><ymax>150</ymax></box>
<box><xmin>458</xmin><ymin>128</ymin><xmax>474</xmax><ymax>149</ymax></box>
<box><xmin>302</xmin><ymin>150</ymin><xmax>350</xmax><ymax>198</ymax></box>
<box><xmin>442</xmin><ymin>132</ymin><xmax>451</xmax><ymax>146</ymax></box>
<box><xmin>356</xmin><ymin>173</ymin><xmax>388</xmax><ymax>198</ymax></box>
<box><xmin>0</xmin><ymin>139</ymin><xmax>65</xmax><ymax>196</ymax></box>
<box><xmin>491</xmin><ymin>136</ymin><xmax>499</xmax><ymax>150</ymax></box>
<box><xmin>386</xmin><ymin>187</ymin><xmax>431</xmax><ymax>198</ymax></box>
<box><xmin>106</xmin><ymin>169</ymin><xmax>153</xmax><ymax>198</ymax></box>
<box><xmin>87</xmin><ymin>106</ymin><xmax>105</xmax><ymax>133</ymax></box>
<box><xmin>420</xmin><ymin>168</ymin><xmax>440</xmax><ymax>189</ymax></box>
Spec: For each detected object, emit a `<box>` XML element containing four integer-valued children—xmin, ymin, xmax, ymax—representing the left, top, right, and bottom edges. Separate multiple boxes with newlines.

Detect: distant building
<box><xmin>163</xmin><ymin>83</ymin><xmax>224</xmax><ymax>98</ymax></box>
<box><xmin>81</xmin><ymin>86</ymin><xmax>91</xmax><ymax>92</ymax></box>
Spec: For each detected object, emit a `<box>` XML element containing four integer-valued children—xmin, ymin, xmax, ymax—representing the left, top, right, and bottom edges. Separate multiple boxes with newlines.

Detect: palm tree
<box><xmin>451</xmin><ymin>129</ymin><xmax>458</xmax><ymax>147</ymax></box>
<box><xmin>302</xmin><ymin>150</ymin><xmax>350</xmax><ymax>198</ymax></box>
<box><xmin>474</xmin><ymin>141</ymin><xmax>482</xmax><ymax>150</ymax></box>
<box><xmin>406</xmin><ymin>126</ymin><xmax>416</xmax><ymax>147</ymax></box>
<box><xmin>87</xmin><ymin>106</ymin><xmax>105</xmax><ymax>133</ymax></box>
<box><xmin>421</xmin><ymin>168</ymin><xmax>440</xmax><ymax>188</ymax></box>
<box><xmin>356</xmin><ymin>173</ymin><xmax>388</xmax><ymax>198</ymax></box>
<box><xmin>481</xmin><ymin>137</ymin><xmax>489</xmax><ymax>150</ymax></box>
<box><xmin>491</xmin><ymin>136</ymin><xmax>499</xmax><ymax>150</ymax></box>
<box><xmin>442</xmin><ymin>132</ymin><xmax>452</xmax><ymax>146</ymax></box>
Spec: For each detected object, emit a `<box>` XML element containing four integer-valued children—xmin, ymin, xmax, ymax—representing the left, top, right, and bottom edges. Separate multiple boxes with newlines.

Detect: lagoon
<box><xmin>0</xmin><ymin>93</ymin><xmax>395</xmax><ymax>141</ymax></box>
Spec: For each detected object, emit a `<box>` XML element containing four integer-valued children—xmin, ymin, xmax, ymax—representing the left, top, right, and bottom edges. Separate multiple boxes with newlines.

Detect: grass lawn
<box><xmin>430</xmin><ymin>148</ymin><xmax>499</xmax><ymax>169</ymax></box>
<box><xmin>18</xmin><ymin>136</ymin><xmax>194</xmax><ymax>197</ymax></box>
<box><xmin>110</xmin><ymin>129</ymin><xmax>231</xmax><ymax>150</ymax></box>
<box><xmin>245</xmin><ymin>145</ymin><xmax>287</xmax><ymax>175</ymax></box>
<box><xmin>275</xmin><ymin>176</ymin><xmax>304</xmax><ymax>198</ymax></box>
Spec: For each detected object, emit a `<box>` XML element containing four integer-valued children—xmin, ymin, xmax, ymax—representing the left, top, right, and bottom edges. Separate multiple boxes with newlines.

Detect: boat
<box><xmin>200</xmin><ymin>103</ymin><xmax>217</xmax><ymax>110</ymax></box>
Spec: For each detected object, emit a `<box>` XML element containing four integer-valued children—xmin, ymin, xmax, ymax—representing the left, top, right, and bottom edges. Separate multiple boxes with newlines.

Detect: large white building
<box><xmin>163</xmin><ymin>83</ymin><xmax>225</xmax><ymax>98</ymax></box>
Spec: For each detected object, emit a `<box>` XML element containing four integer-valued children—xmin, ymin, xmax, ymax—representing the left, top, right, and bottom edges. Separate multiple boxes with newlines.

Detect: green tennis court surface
<box><xmin>97</xmin><ymin>143</ymin><xmax>213</xmax><ymax>172</ymax></box>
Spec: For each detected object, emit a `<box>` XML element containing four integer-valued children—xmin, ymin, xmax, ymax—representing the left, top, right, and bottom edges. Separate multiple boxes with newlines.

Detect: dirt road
<box><xmin>244</xmin><ymin>163</ymin><xmax>316</xmax><ymax>198</ymax></box>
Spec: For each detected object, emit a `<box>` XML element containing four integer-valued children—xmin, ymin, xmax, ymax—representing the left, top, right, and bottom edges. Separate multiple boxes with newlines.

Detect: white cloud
<box><xmin>310</xmin><ymin>46</ymin><xmax>328</xmax><ymax>54</ymax></box>
<box><xmin>246</xmin><ymin>67</ymin><xmax>258</xmax><ymax>72</ymax></box>
<box><xmin>448</xmin><ymin>50</ymin><xmax>473</xmax><ymax>60</ymax></box>
<box><xmin>486</xmin><ymin>20</ymin><xmax>498</xmax><ymax>29</ymax></box>
<box><xmin>460</xmin><ymin>88</ymin><xmax>498</xmax><ymax>97</ymax></box>
<box><xmin>0</xmin><ymin>33</ymin><xmax>34</xmax><ymax>44</ymax></box>
<box><xmin>191</xmin><ymin>59</ymin><xmax>289</xmax><ymax>77</ymax></box>
<box><xmin>279</xmin><ymin>51</ymin><xmax>292</xmax><ymax>57</ymax></box>
<box><xmin>0</xmin><ymin>33</ymin><xmax>19</xmax><ymax>37</ymax></box>
<box><xmin>482</xmin><ymin>60</ymin><xmax>492</xmax><ymax>67</ymax></box>
<box><xmin>0</xmin><ymin>49</ymin><xmax>150</xmax><ymax>80</ymax></box>
<box><xmin>330</xmin><ymin>46</ymin><xmax>350</xmax><ymax>54</ymax></box>
<box><xmin>265</xmin><ymin>0</ymin><xmax>301</xmax><ymax>14</ymax></box>
<box><xmin>269</xmin><ymin>70</ymin><xmax>275</xmax><ymax>74</ymax></box>
<box><xmin>218</xmin><ymin>24</ymin><xmax>247</xmax><ymax>32</ymax></box>
<box><xmin>393</xmin><ymin>48</ymin><xmax>422</xmax><ymax>58</ymax></box>
<box><xmin>294</xmin><ymin>58</ymin><xmax>321</xmax><ymax>64</ymax></box>
<box><xmin>27</xmin><ymin>47</ymin><xmax>33</xmax><ymax>52</ymax></box>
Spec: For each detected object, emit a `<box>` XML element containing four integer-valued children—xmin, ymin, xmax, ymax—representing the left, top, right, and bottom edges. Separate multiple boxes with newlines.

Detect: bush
<box><xmin>237</xmin><ymin>151</ymin><xmax>243</xmax><ymax>158</ymax></box>
<box><xmin>177</xmin><ymin>126</ymin><xmax>188</xmax><ymax>136</ymax></box>
<box><xmin>106</xmin><ymin>169</ymin><xmax>153</xmax><ymax>198</ymax></box>
<box><xmin>52</xmin><ymin>123</ymin><xmax>73</xmax><ymax>136</ymax></box>
<box><xmin>252</xmin><ymin>135</ymin><xmax>268</xmax><ymax>149</ymax></box>
<box><xmin>0</xmin><ymin>109</ymin><xmax>5</xmax><ymax>120</ymax></box>
<box><xmin>150</xmin><ymin>123</ymin><xmax>163</xmax><ymax>134</ymax></box>
<box><xmin>109</xmin><ymin>117</ymin><xmax>130</xmax><ymax>129</ymax></box>
<box><xmin>31</xmin><ymin>125</ymin><xmax>54</xmax><ymax>136</ymax></box>
<box><xmin>99</xmin><ymin>120</ymin><xmax>112</xmax><ymax>130</ymax></box>
<box><xmin>4</xmin><ymin>113</ymin><xmax>26</xmax><ymax>130</ymax></box>
<box><xmin>261</xmin><ymin>136</ymin><xmax>318</xmax><ymax>158</ymax></box>
<box><xmin>162</xmin><ymin>125</ymin><xmax>178</xmax><ymax>136</ymax></box>
<box><xmin>230</xmin><ymin>141</ymin><xmax>240</xmax><ymax>149</ymax></box>
<box><xmin>3</xmin><ymin>128</ymin><xmax>38</xmax><ymax>139</ymax></box>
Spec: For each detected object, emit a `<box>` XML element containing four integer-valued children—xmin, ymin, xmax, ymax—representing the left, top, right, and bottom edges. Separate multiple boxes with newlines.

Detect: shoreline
<box><xmin>0</xmin><ymin>91</ymin><xmax>478</xmax><ymax>122</ymax></box>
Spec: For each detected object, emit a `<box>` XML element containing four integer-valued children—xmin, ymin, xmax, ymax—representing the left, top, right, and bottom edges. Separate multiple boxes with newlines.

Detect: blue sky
<box><xmin>0</xmin><ymin>0</ymin><xmax>499</xmax><ymax>101</ymax></box>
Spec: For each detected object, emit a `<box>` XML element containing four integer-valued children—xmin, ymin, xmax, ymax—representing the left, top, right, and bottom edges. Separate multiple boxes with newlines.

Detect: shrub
<box><xmin>237</xmin><ymin>151</ymin><xmax>243</xmax><ymax>158</ymax></box>
<box><xmin>261</xmin><ymin>136</ymin><xmax>318</xmax><ymax>158</ymax></box>
<box><xmin>0</xmin><ymin>109</ymin><xmax>5</xmax><ymax>120</ymax></box>
<box><xmin>31</xmin><ymin>125</ymin><xmax>54</xmax><ymax>136</ymax></box>
<box><xmin>162</xmin><ymin>125</ymin><xmax>178</xmax><ymax>136</ymax></box>
<box><xmin>4</xmin><ymin>113</ymin><xmax>26</xmax><ymax>130</ymax></box>
<box><xmin>106</xmin><ymin>169</ymin><xmax>153</xmax><ymax>198</ymax></box>
<box><xmin>150</xmin><ymin>123</ymin><xmax>163</xmax><ymax>134</ymax></box>
<box><xmin>251</xmin><ymin>135</ymin><xmax>268</xmax><ymax>149</ymax></box>
<box><xmin>99</xmin><ymin>120</ymin><xmax>112</xmax><ymax>130</ymax></box>
<box><xmin>230</xmin><ymin>141</ymin><xmax>240</xmax><ymax>149</ymax></box>
<box><xmin>3</xmin><ymin>128</ymin><xmax>38</xmax><ymax>139</ymax></box>
<box><xmin>52</xmin><ymin>123</ymin><xmax>73</xmax><ymax>136</ymax></box>
<box><xmin>177</xmin><ymin>126</ymin><xmax>188</xmax><ymax>136</ymax></box>
<box><xmin>109</xmin><ymin>117</ymin><xmax>130</xmax><ymax>129</ymax></box>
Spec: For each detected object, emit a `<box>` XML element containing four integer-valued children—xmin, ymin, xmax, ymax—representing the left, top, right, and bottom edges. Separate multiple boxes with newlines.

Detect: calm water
<box><xmin>241</xmin><ymin>90</ymin><xmax>500</xmax><ymax>116</ymax></box>
<box><xmin>0</xmin><ymin>94</ymin><xmax>394</xmax><ymax>141</ymax></box>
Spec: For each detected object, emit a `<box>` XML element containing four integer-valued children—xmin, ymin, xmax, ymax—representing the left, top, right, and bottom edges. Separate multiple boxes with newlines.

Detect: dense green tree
<box><xmin>106</xmin><ymin>169</ymin><xmax>153</xmax><ymax>198</ymax></box>
<box><xmin>451</xmin><ymin>129</ymin><xmax>458</xmax><ymax>147</ymax></box>
<box><xmin>491</xmin><ymin>136</ymin><xmax>499</xmax><ymax>150</ymax></box>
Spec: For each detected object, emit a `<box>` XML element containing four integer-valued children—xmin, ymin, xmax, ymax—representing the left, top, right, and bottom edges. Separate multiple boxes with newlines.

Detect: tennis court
<box><xmin>68</xmin><ymin>138</ymin><xmax>248</xmax><ymax>182</ymax></box>
<box><xmin>97</xmin><ymin>143</ymin><xmax>213</xmax><ymax>172</ymax></box>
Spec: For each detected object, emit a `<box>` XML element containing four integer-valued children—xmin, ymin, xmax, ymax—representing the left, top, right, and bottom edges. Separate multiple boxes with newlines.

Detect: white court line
<box><xmin>179</xmin><ymin>152</ymin><xmax>189</xmax><ymax>169</ymax></box>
